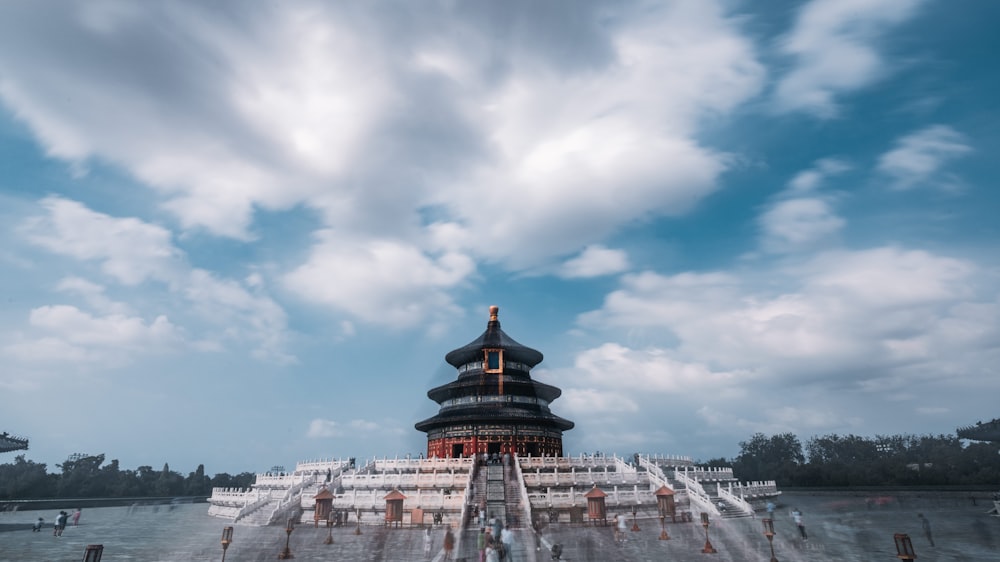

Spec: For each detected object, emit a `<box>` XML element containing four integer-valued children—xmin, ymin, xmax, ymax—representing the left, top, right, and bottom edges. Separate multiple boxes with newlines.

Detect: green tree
<box><xmin>734</xmin><ymin>432</ymin><xmax>804</xmax><ymax>484</ymax></box>
<box><xmin>0</xmin><ymin>455</ymin><xmax>55</xmax><ymax>499</ymax></box>
<box><xmin>210</xmin><ymin>472</ymin><xmax>256</xmax><ymax>490</ymax></box>
<box><xmin>154</xmin><ymin>463</ymin><xmax>184</xmax><ymax>496</ymax></box>
<box><xmin>185</xmin><ymin>464</ymin><xmax>211</xmax><ymax>496</ymax></box>
<box><xmin>56</xmin><ymin>454</ymin><xmax>106</xmax><ymax>497</ymax></box>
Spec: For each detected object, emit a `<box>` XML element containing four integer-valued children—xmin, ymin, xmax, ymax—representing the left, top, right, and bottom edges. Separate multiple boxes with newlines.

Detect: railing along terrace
<box><xmin>717</xmin><ymin>483</ymin><xmax>754</xmax><ymax>516</ymax></box>
<box><xmin>512</xmin><ymin>454</ymin><xmax>533</xmax><ymax>526</ymax></box>
<box><xmin>458</xmin><ymin>464</ymin><xmax>474</xmax><ymax>540</ymax></box>
<box><xmin>340</xmin><ymin>472</ymin><xmax>467</xmax><ymax>489</ymax></box>
<box><xmin>614</xmin><ymin>455</ymin><xmax>637</xmax><ymax>474</ymax></box>
<box><xmin>253</xmin><ymin>474</ymin><xmax>299</xmax><ymax>488</ymax></box>
<box><xmin>265</xmin><ymin>472</ymin><xmax>319</xmax><ymax>524</ymax></box>
<box><xmin>375</xmin><ymin>457</ymin><xmax>474</xmax><ymax>472</ymax></box>
<box><xmin>527</xmin><ymin>485</ymin><xmax>654</xmax><ymax>509</ymax></box>
<box><xmin>233</xmin><ymin>491</ymin><xmax>271</xmax><ymax>524</ymax></box>
<box><xmin>731</xmin><ymin>481</ymin><xmax>780</xmax><ymax>497</ymax></box>
<box><xmin>521</xmin><ymin>469</ymin><xmax>645</xmax><ymax>487</ymax></box>
<box><xmin>518</xmin><ymin>453</ymin><xmax>622</xmax><ymax>470</ymax></box>
<box><xmin>635</xmin><ymin>456</ymin><xmax>673</xmax><ymax>491</ymax></box>
<box><xmin>210</xmin><ymin>487</ymin><xmax>253</xmax><ymax>499</ymax></box>
<box><xmin>673</xmin><ymin>471</ymin><xmax>719</xmax><ymax>517</ymax></box>
<box><xmin>331</xmin><ymin>489</ymin><xmax>466</xmax><ymax>511</ymax></box>
<box><xmin>643</xmin><ymin>453</ymin><xmax>694</xmax><ymax>467</ymax></box>
<box><xmin>295</xmin><ymin>458</ymin><xmax>350</xmax><ymax>473</ymax></box>
<box><xmin>679</xmin><ymin>466</ymin><xmax>734</xmax><ymax>481</ymax></box>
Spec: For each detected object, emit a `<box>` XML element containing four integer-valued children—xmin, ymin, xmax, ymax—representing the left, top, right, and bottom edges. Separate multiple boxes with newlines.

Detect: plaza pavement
<box><xmin>1</xmin><ymin>491</ymin><xmax>996</xmax><ymax>561</ymax></box>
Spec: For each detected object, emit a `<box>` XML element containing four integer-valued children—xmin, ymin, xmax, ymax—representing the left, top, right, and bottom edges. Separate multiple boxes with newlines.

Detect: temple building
<box><xmin>415</xmin><ymin>306</ymin><xmax>574</xmax><ymax>458</ymax></box>
<box><xmin>208</xmin><ymin>305</ymin><xmax>783</xmax><ymax>548</ymax></box>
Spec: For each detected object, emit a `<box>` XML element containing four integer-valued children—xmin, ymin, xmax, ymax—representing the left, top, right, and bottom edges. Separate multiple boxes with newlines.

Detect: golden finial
<box><xmin>489</xmin><ymin>305</ymin><xmax>499</xmax><ymax>321</ymax></box>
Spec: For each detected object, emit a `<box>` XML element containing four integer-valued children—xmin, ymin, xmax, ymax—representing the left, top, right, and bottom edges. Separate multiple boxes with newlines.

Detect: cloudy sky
<box><xmin>1</xmin><ymin>0</ymin><xmax>998</xmax><ymax>476</ymax></box>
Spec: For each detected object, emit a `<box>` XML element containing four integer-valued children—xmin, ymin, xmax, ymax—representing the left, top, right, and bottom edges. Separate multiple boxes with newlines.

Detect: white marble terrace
<box><xmin>208</xmin><ymin>454</ymin><xmax>779</xmax><ymax>526</ymax></box>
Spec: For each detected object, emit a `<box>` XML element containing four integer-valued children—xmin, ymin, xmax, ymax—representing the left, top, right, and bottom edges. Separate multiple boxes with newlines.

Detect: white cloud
<box><xmin>283</xmin><ymin>231</ymin><xmax>475</xmax><ymax>328</ymax></box>
<box><xmin>562</xmin><ymin>245</ymin><xmax>998</xmax><ymax>443</ymax></box>
<box><xmin>307</xmin><ymin>418</ymin><xmax>387</xmax><ymax>438</ymax></box>
<box><xmin>0</xmin><ymin>4</ymin><xmax>392</xmax><ymax>240</ymax></box>
<box><xmin>2</xmin><ymin>336</ymin><xmax>99</xmax><ymax>365</ymax></box>
<box><xmin>307</xmin><ymin>419</ymin><xmax>341</xmax><ymax>438</ymax></box>
<box><xmin>22</xmin><ymin>197</ymin><xmax>182</xmax><ymax>285</ymax></box>
<box><xmin>184</xmin><ymin>270</ymin><xmax>294</xmax><ymax>364</ymax></box>
<box><xmin>0</xmin><ymin>1</ymin><xmax>764</xmax><ymax>279</ymax></box>
<box><xmin>774</xmin><ymin>0</ymin><xmax>926</xmax><ymax>117</ymax></box>
<box><xmin>581</xmin><ymin>246</ymin><xmax>991</xmax><ymax>384</ymax></box>
<box><xmin>29</xmin><ymin>305</ymin><xmax>178</xmax><ymax>347</ymax></box>
<box><xmin>2</xmin><ymin>305</ymin><xmax>180</xmax><ymax>366</ymax></box>
<box><xmin>348</xmin><ymin>419</ymin><xmax>380</xmax><ymax>432</ymax></box>
<box><xmin>545</xmin><ymin>343</ymin><xmax>747</xmax><ymax>436</ymax></box>
<box><xmin>569</xmin><ymin>343</ymin><xmax>743</xmax><ymax>394</ymax></box>
<box><xmin>20</xmin><ymin>197</ymin><xmax>291</xmax><ymax>362</ymax></box>
<box><xmin>434</xmin><ymin>2</ymin><xmax>765</xmax><ymax>268</ymax></box>
<box><xmin>697</xmin><ymin>405</ymin><xmax>853</xmax><ymax>436</ymax></box>
<box><xmin>759</xmin><ymin>198</ymin><xmax>845</xmax><ymax>253</ymax></box>
<box><xmin>55</xmin><ymin>277</ymin><xmax>133</xmax><ymax>315</ymax></box>
<box><xmin>787</xmin><ymin>158</ymin><xmax>851</xmax><ymax>193</ymax></box>
<box><xmin>916</xmin><ymin>406</ymin><xmax>949</xmax><ymax>415</ymax></box>
<box><xmin>559</xmin><ymin>388</ymin><xmax>639</xmax><ymax>416</ymax></box>
<box><xmin>0</xmin><ymin>2</ymin><xmax>773</xmax><ymax>329</ymax></box>
<box><xmin>797</xmin><ymin>247</ymin><xmax>973</xmax><ymax>305</ymax></box>
<box><xmin>877</xmin><ymin>125</ymin><xmax>972</xmax><ymax>190</ymax></box>
<box><xmin>758</xmin><ymin>158</ymin><xmax>850</xmax><ymax>254</ymax></box>
<box><xmin>559</xmin><ymin>245</ymin><xmax>630</xmax><ymax>279</ymax></box>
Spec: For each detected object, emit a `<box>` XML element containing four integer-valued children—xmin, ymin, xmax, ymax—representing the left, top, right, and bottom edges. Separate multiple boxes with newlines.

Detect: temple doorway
<box><xmin>451</xmin><ymin>444</ymin><xmax>464</xmax><ymax>458</ymax></box>
<box><xmin>487</xmin><ymin>442</ymin><xmax>501</xmax><ymax>456</ymax></box>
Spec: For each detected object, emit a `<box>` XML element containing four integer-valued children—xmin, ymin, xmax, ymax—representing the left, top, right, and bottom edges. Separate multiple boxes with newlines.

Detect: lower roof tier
<box><xmin>415</xmin><ymin>405</ymin><xmax>575</xmax><ymax>433</ymax></box>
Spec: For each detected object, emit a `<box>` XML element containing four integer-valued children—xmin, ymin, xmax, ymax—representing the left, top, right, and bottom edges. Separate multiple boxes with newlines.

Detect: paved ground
<box><xmin>1</xmin><ymin>491</ymin><xmax>996</xmax><ymax>561</ymax></box>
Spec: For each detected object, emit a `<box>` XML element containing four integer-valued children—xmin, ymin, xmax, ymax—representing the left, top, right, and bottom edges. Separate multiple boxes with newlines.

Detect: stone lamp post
<box><xmin>700</xmin><ymin>512</ymin><xmax>717</xmax><ymax>554</ymax></box>
<box><xmin>83</xmin><ymin>544</ymin><xmax>104</xmax><ymax>562</ymax></box>
<box><xmin>762</xmin><ymin>518</ymin><xmax>777</xmax><ymax>562</ymax></box>
<box><xmin>894</xmin><ymin>533</ymin><xmax>917</xmax><ymax>561</ymax></box>
<box><xmin>278</xmin><ymin>517</ymin><xmax>296</xmax><ymax>559</ymax></box>
<box><xmin>220</xmin><ymin>526</ymin><xmax>234</xmax><ymax>562</ymax></box>
<box><xmin>325</xmin><ymin>512</ymin><xmax>335</xmax><ymax>545</ymax></box>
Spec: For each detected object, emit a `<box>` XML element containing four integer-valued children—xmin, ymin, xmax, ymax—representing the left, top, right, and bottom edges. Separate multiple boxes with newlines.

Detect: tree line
<box><xmin>710</xmin><ymin>432</ymin><xmax>1000</xmax><ymax>487</ymax></box>
<box><xmin>0</xmin><ymin>454</ymin><xmax>256</xmax><ymax>500</ymax></box>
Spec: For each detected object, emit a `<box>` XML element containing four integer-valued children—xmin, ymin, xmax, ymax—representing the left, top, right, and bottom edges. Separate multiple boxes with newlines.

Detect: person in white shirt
<box><xmin>500</xmin><ymin>526</ymin><xmax>515</xmax><ymax>561</ymax></box>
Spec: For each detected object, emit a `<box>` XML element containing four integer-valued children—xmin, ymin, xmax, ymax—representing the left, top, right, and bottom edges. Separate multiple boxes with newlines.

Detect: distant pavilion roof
<box><xmin>957</xmin><ymin>419</ymin><xmax>1000</xmax><ymax>443</ymax></box>
<box><xmin>444</xmin><ymin>306</ymin><xmax>543</xmax><ymax>368</ymax></box>
<box><xmin>0</xmin><ymin>432</ymin><xmax>29</xmax><ymax>454</ymax></box>
<box><xmin>383</xmin><ymin>489</ymin><xmax>407</xmax><ymax>501</ymax></box>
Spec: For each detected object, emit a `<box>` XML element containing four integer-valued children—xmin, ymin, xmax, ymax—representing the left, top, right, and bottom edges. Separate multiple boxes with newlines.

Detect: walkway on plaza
<box><xmin>3</xmin><ymin>490</ymin><xmax>998</xmax><ymax>560</ymax></box>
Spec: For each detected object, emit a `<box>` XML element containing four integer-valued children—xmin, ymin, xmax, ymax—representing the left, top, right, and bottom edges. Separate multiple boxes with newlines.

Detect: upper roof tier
<box><xmin>444</xmin><ymin>306</ymin><xmax>544</xmax><ymax>368</ymax></box>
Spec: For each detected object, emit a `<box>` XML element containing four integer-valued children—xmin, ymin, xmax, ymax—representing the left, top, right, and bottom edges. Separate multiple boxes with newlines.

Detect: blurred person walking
<box><xmin>791</xmin><ymin>508</ymin><xmax>807</xmax><ymax>539</ymax></box>
<box><xmin>918</xmin><ymin>513</ymin><xmax>934</xmax><ymax>547</ymax></box>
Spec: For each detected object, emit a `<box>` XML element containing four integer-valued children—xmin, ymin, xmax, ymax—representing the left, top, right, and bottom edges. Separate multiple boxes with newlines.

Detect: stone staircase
<box><xmin>238</xmin><ymin>500</ymin><xmax>277</xmax><ymax>526</ymax></box>
<box><xmin>503</xmin><ymin>463</ymin><xmax>528</xmax><ymax>528</ymax></box>
<box><xmin>462</xmin><ymin>462</ymin><xmax>538</xmax><ymax>561</ymax></box>
<box><xmin>711</xmin><ymin>495</ymin><xmax>746</xmax><ymax>519</ymax></box>
<box><xmin>485</xmin><ymin>465</ymin><xmax>506</xmax><ymax>526</ymax></box>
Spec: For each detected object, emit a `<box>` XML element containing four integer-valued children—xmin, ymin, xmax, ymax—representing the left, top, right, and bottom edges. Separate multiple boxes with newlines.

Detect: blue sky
<box><xmin>1</xmin><ymin>0</ymin><xmax>998</xmax><ymax>476</ymax></box>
